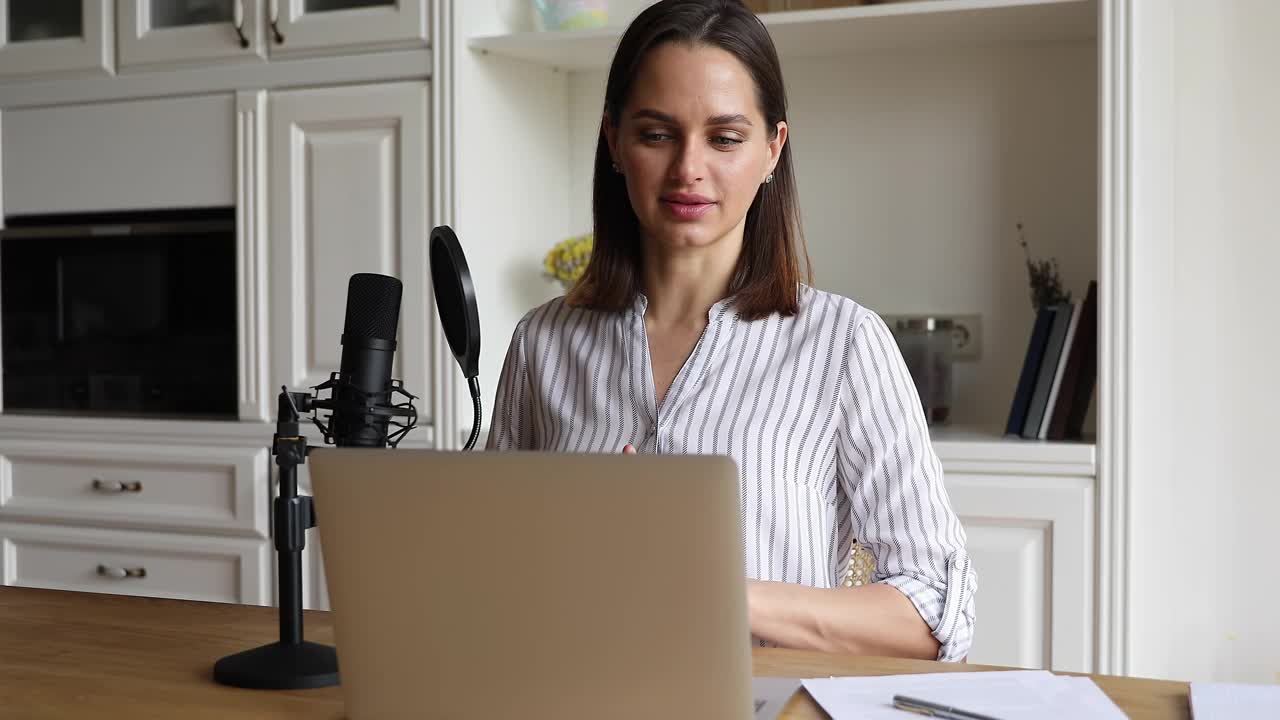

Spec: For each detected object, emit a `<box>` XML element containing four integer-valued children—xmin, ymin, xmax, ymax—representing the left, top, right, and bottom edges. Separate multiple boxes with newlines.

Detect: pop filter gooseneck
<box><xmin>429</xmin><ymin>225</ymin><xmax>483</xmax><ymax>450</ymax></box>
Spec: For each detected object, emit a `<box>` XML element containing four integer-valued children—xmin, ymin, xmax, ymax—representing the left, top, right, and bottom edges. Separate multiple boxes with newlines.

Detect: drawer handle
<box><xmin>97</xmin><ymin>564</ymin><xmax>147</xmax><ymax>579</ymax></box>
<box><xmin>92</xmin><ymin>478</ymin><xmax>143</xmax><ymax>493</ymax></box>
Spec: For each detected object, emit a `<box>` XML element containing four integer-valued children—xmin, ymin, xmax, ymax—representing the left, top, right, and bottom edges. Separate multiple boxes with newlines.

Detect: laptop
<box><xmin>308</xmin><ymin>448</ymin><xmax>754</xmax><ymax>720</ymax></box>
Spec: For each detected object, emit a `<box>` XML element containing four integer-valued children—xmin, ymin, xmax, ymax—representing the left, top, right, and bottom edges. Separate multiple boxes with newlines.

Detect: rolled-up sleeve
<box><xmin>836</xmin><ymin>312</ymin><xmax>977</xmax><ymax>662</ymax></box>
<box><xmin>486</xmin><ymin>314</ymin><xmax>537</xmax><ymax>451</ymax></box>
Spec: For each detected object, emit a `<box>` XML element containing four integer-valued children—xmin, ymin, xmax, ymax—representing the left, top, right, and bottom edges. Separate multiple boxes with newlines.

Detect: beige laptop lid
<box><xmin>309</xmin><ymin>448</ymin><xmax>753</xmax><ymax>720</ymax></box>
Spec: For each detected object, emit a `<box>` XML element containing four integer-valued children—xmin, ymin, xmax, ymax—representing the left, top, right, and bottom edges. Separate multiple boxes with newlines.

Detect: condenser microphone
<box><xmin>331</xmin><ymin>273</ymin><xmax>403</xmax><ymax>447</ymax></box>
<box><xmin>213</xmin><ymin>272</ymin><xmax>417</xmax><ymax>690</ymax></box>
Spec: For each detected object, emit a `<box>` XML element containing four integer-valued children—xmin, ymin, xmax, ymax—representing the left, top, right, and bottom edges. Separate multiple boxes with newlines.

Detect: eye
<box><xmin>641</xmin><ymin>131</ymin><xmax>673</xmax><ymax>143</ymax></box>
<box><xmin>710</xmin><ymin>136</ymin><xmax>743</xmax><ymax>147</ymax></box>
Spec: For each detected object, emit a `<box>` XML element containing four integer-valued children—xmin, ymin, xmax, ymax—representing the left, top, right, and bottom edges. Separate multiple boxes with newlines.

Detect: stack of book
<box><xmin>1005</xmin><ymin>281</ymin><xmax>1097</xmax><ymax>440</ymax></box>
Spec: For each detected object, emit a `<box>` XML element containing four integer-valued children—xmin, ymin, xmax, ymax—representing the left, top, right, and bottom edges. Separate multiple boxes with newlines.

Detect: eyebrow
<box><xmin>631</xmin><ymin>109</ymin><xmax>753</xmax><ymax>126</ymax></box>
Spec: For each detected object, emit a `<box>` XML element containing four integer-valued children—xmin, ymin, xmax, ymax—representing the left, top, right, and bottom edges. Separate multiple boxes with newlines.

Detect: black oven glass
<box><xmin>1</xmin><ymin>208</ymin><xmax>237</xmax><ymax>419</ymax></box>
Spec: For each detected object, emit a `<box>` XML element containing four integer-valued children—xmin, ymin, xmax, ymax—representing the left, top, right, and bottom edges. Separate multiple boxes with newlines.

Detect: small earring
<box><xmin>612</xmin><ymin>161</ymin><xmax>622</xmax><ymax>174</ymax></box>
<box><xmin>765</xmin><ymin>173</ymin><xmax>774</xmax><ymax>184</ymax></box>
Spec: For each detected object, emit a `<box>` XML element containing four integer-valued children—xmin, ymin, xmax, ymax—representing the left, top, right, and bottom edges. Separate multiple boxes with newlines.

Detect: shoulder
<box><xmin>511</xmin><ymin>295</ymin><xmax>616</xmax><ymax>350</ymax></box>
<box><xmin>793</xmin><ymin>285</ymin><xmax>883</xmax><ymax>337</ymax></box>
<box><xmin>790</xmin><ymin>287</ymin><xmax>903</xmax><ymax>381</ymax></box>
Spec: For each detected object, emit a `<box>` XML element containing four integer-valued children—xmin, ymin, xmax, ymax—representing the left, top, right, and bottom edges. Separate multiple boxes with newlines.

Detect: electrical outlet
<box><xmin>947</xmin><ymin>314</ymin><xmax>982</xmax><ymax>361</ymax></box>
<box><xmin>883</xmin><ymin>314</ymin><xmax>983</xmax><ymax>361</ymax></box>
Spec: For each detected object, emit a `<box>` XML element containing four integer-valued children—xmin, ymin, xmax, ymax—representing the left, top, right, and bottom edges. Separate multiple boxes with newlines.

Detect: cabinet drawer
<box><xmin>0</xmin><ymin>523</ymin><xmax>270</xmax><ymax>605</ymax></box>
<box><xmin>0</xmin><ymin>441</ymin><xmax>268</xmax><ymax>537</ymax></box>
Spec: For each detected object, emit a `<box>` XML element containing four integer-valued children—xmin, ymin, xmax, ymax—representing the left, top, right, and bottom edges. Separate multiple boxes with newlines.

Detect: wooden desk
<box><xmin>1</xmin><ymin>587</ymin><xmax>1188</xmax><ymax>718</ymax></box>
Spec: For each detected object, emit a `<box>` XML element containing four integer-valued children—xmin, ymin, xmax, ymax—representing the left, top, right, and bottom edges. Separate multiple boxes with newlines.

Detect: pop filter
<box><xmin>429</xmin><ymin>226</ymin><xmax>480</xmax><ymax>380</ymax></box>
<box><xmin>429</xmin><ymin>225</ymin><xmax>483</xmax><ymax>450</ymax></box>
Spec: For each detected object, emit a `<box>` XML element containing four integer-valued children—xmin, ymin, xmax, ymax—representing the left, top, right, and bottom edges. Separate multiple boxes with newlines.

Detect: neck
<box><xmin>640</xmin><ymin>228</ymin><xmax>743</xmax><ymax>328</ymax></box>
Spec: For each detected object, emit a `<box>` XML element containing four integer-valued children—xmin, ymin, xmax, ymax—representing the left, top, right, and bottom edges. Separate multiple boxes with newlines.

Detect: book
<box><xmin>1022</xmin><ymin>301</ymin><xmax>1074</xmax><ymax>439</ymax></box>
<box><xmin>1005</xmin><ymin>305</ymin><xmax>1058</xmax><ymax>437</ymax></box>
<box><xmin>1038</xmin><ymin>298</ymin><xmax>1082</xmax><ymax>439</ymax></box>
<box><xmin>1063</xmin><ymin>281</ymin><xmax>1099</xmax><ymax>439</ymax></box>
<box><xmin>1048</xmin><ymin>281</ymin><xmax>1098</xmax><ymax>441</ymax></box>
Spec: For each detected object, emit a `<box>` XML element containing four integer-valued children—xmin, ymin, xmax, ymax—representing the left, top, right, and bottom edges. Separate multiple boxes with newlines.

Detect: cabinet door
<box><xmin>265</xmin><ymin>0</ymin><xmax>427</xmax><ymax>59</ymax></box>
<box><xmin>117</xmin><ymin>0</ymin><xmax>266</xmax><ymax>70</ymax></box>
<box><xmin>946</xmin><ymin>473</ymin><xmax>1094</xmax><ymax>673</ymax></box>
<box><xmin>0</xmin><ymin>0</ymin><xmax>112</xmax><ymax>79</ymax></box>
<box><xmin>269</xmin><ymin>82</ymin><xmax>431</xmax><ymax>415</ymax></box>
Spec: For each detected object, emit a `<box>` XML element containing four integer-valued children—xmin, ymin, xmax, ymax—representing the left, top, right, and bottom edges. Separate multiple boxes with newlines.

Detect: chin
<box><xmin>646</xmin><ymin>221</ymin><xmax>724</xmax><ymax>249</ymax></box>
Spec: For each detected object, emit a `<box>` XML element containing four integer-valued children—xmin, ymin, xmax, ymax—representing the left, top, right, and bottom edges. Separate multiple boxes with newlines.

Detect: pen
<box><xmin>891</xmin><ymin>694</ymin><xmax>1005</xmax><ymax>720</ymax></box>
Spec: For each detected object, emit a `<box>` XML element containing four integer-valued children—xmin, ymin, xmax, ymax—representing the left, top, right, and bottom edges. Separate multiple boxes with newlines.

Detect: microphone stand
<box><xmin>213</xmin><ymin>389</ymin><xmax>338</xmax><ymax>689</ymax></box>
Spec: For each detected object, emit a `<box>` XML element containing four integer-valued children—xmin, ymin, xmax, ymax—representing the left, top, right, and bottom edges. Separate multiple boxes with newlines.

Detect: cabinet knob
<box><xmin>97</xmin><ymin>564</ymin><xmax>147</xmax><ymax>579</ymax></box>
<box><xmin>91</xmin><ymin>478</ymin><xmax>143</xmax><ymax>493</ymax></box>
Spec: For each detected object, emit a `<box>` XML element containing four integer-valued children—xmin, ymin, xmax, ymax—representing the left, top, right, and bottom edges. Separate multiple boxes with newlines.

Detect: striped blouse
<box><xmin>486</xmin><ymin>285</ymin><xmax>976</xmax><ymax>661</ymax></box>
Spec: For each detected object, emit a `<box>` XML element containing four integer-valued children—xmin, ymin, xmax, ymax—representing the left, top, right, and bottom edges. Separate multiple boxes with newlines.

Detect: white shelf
<box><xmin>468</xmin><ymin>0</ymin><xmax>1098</xmax><ymax>71</ymax></box>
<box><xmin>932</xmin><ymin>425</ymin><xmax>1096</xmax><ymax>477</ymax></box>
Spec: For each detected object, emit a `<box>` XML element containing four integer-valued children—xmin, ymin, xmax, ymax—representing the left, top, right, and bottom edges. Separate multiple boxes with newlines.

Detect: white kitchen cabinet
<box><xmin>946</xmin><ymin>472</ymin><xmax>1094</xmax><ymax>673</ymax></box>
<box><xmin>268</xmin><ymin>81</ymin><xmax>431</xmax><ymax>410</ymax></box>
<box><xmin>931</xmin><ymin>432</ymin><xmax>1095</xmax><ymax>673</ymax></box>
<box><xmin>1</xmin><ymin>0</ymin><xmax>428</xmax><ymax>84</ymax></box>
<box><xmin>265</xmin><ymin>0</ymin><xmax>428</xmax><ymax>59</ymax></box>
<box><xmin>0</xmin><ymin>440</ymin><xmax>273</xmax><ymax>605</ymax></box>
<box><xmin>0</xmin><ymin>93</ymin><xmax>236</xmax><ymax>215</ymax></box>
<box><xmin>116</xmin><ymin>0</ymin><xmax>267</xmax><ymax>71</ymax></box>
<box><xmin>0</xmin><ymin>440</ymin><xmax>269</xmax><ymax>538</ymax></box>
<box><xmin>0</xmin><ymin>522</ymin><xmax>272</xmax><ymax>605</ymax></box>
<box><xmin>0</xmin><ymin>0</ymin><xmax>113</xmax><ymax>80</ymax></box>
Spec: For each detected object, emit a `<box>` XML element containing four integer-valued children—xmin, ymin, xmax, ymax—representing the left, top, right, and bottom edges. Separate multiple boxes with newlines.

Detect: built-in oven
<box><xmin>1</xmin><ymin>208</ymin><xmax>238</xmax><ymax>419</ymax></box>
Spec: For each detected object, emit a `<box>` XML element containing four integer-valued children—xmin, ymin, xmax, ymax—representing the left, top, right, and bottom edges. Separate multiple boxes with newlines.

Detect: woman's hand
<box><xmin>622</xmin><ymin>444</ymin><xmax>637</xmax><ymax>454</ymax></box>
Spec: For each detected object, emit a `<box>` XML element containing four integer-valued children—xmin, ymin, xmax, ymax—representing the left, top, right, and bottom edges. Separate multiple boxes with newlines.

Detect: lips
<box><xmin>660</xmin><ymin>192</ymin><xmax>715</xmax><ymax>220</ymax></box>
<box><xmin>662</xmin><ymin>192</ymin><xmax>714</xmax><ymax>204</ymax></box>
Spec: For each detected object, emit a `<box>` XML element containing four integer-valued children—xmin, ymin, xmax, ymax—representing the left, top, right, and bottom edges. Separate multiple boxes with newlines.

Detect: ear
<box><xmin>764</xmin><ymin>120</ymin><xmax>788</xmax><ymax>181</ymax></box>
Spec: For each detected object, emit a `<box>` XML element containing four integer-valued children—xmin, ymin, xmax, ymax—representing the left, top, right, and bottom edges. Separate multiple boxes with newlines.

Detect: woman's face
<box><xmin>606</xmin><ymin>43</ymin><xmax>786</xmax><ymax>254</ymax></box>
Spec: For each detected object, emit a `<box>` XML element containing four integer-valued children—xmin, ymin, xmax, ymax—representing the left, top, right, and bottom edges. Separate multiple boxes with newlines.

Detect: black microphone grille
<box><xmin>343</xmin><ymin>273</ymin><xmax>403</xmax><ymax>341</ymax></box>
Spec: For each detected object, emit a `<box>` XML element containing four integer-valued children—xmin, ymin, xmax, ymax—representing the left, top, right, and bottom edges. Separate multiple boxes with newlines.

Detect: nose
<box><xmin>668</xmin><ymin>136</ymin><xmax>706</xmax><ymax>185</ymax></box>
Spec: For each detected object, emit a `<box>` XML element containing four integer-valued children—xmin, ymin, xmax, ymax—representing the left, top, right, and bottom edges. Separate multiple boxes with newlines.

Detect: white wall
<box><xmin>569</xmin><ymin>43</ymin><xmax>1098</xmax><ymax>430</ymax></box>
<box><xmin>452</xmin><ymin>3</ymin><xmax>572</xmax><ymax>439</ymax></box>
<box><xmin>1128</xmin><ymin>0</ymin><xmax>1280</xmax><ymax>684</ymax></box>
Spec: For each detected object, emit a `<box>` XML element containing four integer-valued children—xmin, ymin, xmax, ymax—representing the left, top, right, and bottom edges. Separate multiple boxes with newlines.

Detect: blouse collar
<box><xmin>629</xmin><ymin>293</ymin><xmax>738</xmax><ymax>324</ymax></box>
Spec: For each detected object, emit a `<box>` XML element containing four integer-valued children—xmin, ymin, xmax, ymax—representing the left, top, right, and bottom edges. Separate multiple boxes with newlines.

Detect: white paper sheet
<box><xmin>752</xmin><ymin>677</ymin><xmax>802</xmax><ymax>720</ymax></box>
<box><xmin>1191</xmin><ymin>681</ymin><xmax>1280</xmax><ymax>719</ymax></box>
<box><xmin>802</xmin><ymin>670</ymin><xmax>1127</xmax><ymax>720</ymax></box>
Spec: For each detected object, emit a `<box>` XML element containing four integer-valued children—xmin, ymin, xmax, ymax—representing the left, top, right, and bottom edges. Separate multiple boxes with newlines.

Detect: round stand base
<box><xmin>213</xmin><ymin>640</ymin><xmax>339</xmax><ymax>689</ymax></box>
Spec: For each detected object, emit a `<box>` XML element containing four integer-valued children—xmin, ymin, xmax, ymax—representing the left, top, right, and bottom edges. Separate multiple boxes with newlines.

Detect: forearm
<box><xmin>748</xmin><ymin>580</ymin><xmax>940</xmax><ymax>660</ymax></box>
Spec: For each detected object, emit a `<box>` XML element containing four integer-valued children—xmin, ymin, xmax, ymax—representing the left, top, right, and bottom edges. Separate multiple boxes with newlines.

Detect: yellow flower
<box><xmin>543</xmin><ymin>233</ymin><xmax>594</xmax><ymax>289</ymax></box>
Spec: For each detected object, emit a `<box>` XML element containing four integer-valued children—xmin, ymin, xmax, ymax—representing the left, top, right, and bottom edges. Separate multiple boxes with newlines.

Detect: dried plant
<box><xmin>1017</xmin><ymin>223</ymin><xmax>1071</xmax><ymax>311</ymax></box>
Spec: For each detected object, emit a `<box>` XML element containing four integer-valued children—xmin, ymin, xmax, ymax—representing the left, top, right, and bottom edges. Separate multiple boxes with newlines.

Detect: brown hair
<box><xmin>566</xmin><ymin>0</ymin><xmax>810</xmax><ymax>320</ymax></box>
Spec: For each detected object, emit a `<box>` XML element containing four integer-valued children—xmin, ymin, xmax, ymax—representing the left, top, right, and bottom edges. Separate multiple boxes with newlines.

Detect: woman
<box><xmin>487</xmin><ymin>0</ymin><xmax>975</xmax><ymax>662</ymax></box>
